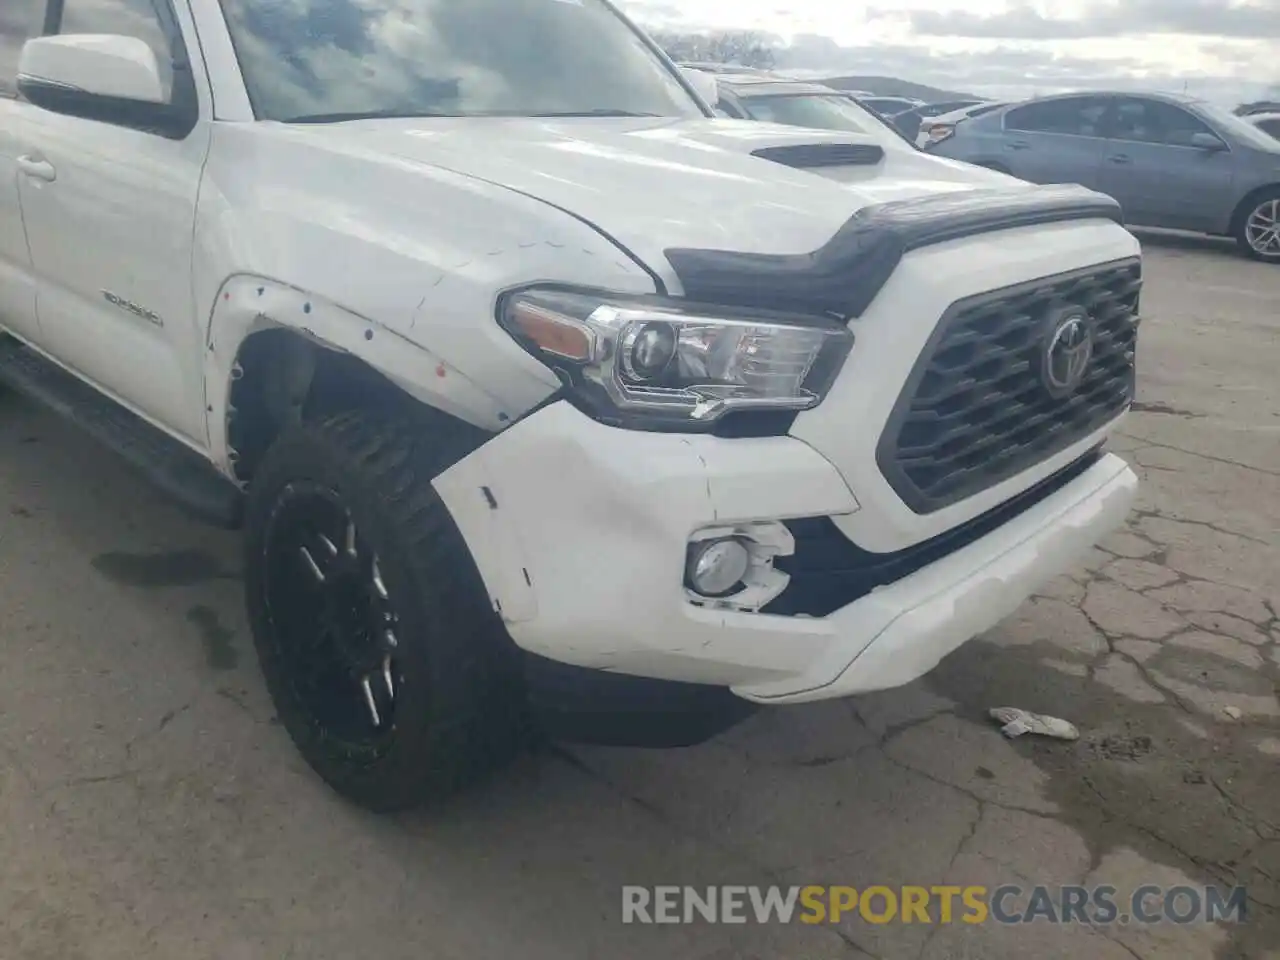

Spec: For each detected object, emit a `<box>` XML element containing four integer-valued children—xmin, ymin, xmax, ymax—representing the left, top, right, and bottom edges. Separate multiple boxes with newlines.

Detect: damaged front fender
<box><xmin>430</xmin><ymin>400</ymin><xmax>859</xmax><ymax>676</ymax></box>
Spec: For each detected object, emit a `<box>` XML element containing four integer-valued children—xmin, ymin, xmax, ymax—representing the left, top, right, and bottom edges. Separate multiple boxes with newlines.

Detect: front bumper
<box><xmin>433</xmin><ymin>401</ymin><xmax>1137</xmax><ymax>705</ymax></box>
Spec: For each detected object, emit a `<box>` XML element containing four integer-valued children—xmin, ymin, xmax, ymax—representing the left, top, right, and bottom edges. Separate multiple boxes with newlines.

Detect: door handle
<box><xmin>17</xmin><ymin>155</ymin><xmax>57</xmax><ymax>182</ymax></box>
<box><xmin>1005</xmin><ymin>140</ymin><xmax>1030</xmax><ymax>150</ymax></box>
<box><xmin>1107</xmin><ymin>153</ymin><xmax>1132</xmax><ymax>165</ymax></box>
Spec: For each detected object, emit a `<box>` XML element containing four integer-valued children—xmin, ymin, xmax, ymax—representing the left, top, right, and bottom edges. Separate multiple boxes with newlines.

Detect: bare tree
<box><xmin>651</xmin><ymin>30</ymin><xmax>777</xmax><ymax>70</ymax></box>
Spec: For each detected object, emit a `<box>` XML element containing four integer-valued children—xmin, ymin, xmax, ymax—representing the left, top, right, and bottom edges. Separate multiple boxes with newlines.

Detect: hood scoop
<box><xmin>751</xmin><ymin>142</ymin><xmax>885</xmax><ymax>169</ymax></box>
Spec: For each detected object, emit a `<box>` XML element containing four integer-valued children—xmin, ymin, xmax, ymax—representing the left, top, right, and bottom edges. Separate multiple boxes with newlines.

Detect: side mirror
<box><xmin>679</xmin><ymin>67</ymin><xmax>721</xmax><ymax>112</ymax></box>
<box><xmin>1190</xmin><ymin>131</ymin><xmax>1227</xmax><ymax>151</ymax></box>
<box><xmin>17</xmin><ymin>34</ymin><xmax>190</xmax><ymax>138</ymax></box>
<box><xmin>17</xmin><ymin>34</ymin><xmax>190</xmax><ymax>137</ymax></box>
<box><xmin>20</xmin><ymin>34</ymin><xmax>166</xmax><ymax>103</ymax></box>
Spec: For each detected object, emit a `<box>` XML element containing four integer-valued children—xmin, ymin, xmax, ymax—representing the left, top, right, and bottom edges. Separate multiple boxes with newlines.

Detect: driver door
<box><xmin>0</xmin><ymin>1</ymin><xmax>47</xmax><ymax>344</ymax></box>
<box><xmin>12</xmin><ymin>0</ymin><xmax>211</xmax><ymax>443</ymax></box>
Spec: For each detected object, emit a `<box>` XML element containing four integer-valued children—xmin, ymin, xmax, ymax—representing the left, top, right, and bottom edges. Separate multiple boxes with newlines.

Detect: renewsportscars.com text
<box><xmin>621</xmin><ymin>884</ymin><xmax>1247</xmax><ymax>926</ymax></box>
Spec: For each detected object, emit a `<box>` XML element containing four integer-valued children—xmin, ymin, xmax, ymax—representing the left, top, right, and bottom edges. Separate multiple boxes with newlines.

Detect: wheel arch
<box><xmin>204</xmin><ymin>276</ymin><xmax>507</xmax><ymax>483</ymax></box>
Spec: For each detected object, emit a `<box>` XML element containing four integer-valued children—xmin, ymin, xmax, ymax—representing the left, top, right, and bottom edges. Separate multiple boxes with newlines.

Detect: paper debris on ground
<box><xmin>989</xmin><ymin>706</ymin><xmax>1080</xmax><ymax>741</ymax></box>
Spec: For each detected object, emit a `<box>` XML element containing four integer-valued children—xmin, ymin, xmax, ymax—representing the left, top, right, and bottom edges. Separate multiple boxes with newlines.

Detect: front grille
<box><xmin>878</xmin><ymin>258</ymin><xmax>1140</xmax><ymax>513</ymax></box>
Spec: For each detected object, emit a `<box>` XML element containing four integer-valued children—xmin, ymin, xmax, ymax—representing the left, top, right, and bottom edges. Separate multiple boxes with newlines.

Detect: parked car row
<box><xmin>893</xmin><ymin>99</ymin><xmax>994</xmax><ymax>144</ymax></box>
<box><xmin>696</xmin><ymin>73</ymin><xmax>908</xmax><ymax>140</ymax></box>
<box><xmin>681</xmin><ymin>66</ymin><xmax>1280</xmax><ymax>264</ymax></box>
<box><xmin>927</xmin><ymin>92</ymin><xmax>1280</xmax><ymax>263</ymax></box>
<box><xmin>855</xmin><ymin>95</ymin><xmax>925</xmax><ymax>118</ymax></box>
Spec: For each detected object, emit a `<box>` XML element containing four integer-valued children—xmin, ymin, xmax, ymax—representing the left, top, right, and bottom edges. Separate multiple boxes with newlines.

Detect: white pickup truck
<box><xmin>0</xmin><ymin>0</ymin><xmax>1140</xmax><ymax>811</ymax></box>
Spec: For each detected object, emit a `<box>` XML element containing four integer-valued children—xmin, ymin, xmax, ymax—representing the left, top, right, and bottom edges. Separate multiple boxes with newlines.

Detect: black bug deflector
<box><xmin>663</xmin><ymin>184</ymin><xmax>1124</xmax><ymax>319</ymax></box>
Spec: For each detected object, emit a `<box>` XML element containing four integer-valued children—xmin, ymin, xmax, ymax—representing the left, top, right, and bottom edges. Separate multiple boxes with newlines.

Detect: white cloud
<box><xmin>620</xmin><ymin>0</ymin><xmax>1280</xmax><ymax>103</ymax></box>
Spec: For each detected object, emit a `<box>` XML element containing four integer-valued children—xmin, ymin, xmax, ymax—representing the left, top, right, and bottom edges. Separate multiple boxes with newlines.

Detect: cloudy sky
<box><xmin>621</xmin><ymin>0</ymin><xmax>1280</xmax><ymax>103</ymax></box>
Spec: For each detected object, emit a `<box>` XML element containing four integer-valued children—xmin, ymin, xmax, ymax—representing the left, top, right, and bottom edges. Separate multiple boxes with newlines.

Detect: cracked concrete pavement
<box><xmin>1</xmin><ymin>230</ymin><xmax>1277</xmax><ymax>959</ymax></box>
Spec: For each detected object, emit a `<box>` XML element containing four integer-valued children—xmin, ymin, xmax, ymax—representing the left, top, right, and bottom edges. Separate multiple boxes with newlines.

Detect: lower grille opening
<box><xmin>762</xmin><ymin>448</ymin><xmax>1103</xmax><ymax>618</ymax></box>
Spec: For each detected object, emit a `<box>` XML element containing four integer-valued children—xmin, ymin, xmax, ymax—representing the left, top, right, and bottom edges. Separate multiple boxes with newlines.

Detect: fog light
<box><xmin>687</xmin><ymin>537</ymin><xmax>751</xmax><ymax>597</ymax></box>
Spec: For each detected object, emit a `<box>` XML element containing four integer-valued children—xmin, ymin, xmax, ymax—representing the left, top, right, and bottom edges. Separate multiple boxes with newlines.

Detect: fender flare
<box><xmin>202</xmin><ymin>274</ymin><xmax>511</xmax><ymax>474</ymax></box>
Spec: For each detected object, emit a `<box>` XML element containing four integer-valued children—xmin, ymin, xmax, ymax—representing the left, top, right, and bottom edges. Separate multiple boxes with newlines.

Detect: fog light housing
<box><xmin>687</xmin><ymin>537</ymin><xmax>751</xmax><ymax>597</ymax></box>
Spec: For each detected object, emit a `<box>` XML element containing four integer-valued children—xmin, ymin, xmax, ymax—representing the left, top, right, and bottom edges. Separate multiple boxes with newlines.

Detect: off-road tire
<box><xmin>244</xmin><ymin>409</ymin><xmax>528</xmax><ymax>811</ymax></box>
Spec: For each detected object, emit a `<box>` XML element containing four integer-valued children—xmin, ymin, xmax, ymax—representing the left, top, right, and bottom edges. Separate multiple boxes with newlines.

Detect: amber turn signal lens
<box><xmin>507</xmin><ymin>302</ymin><xmax>593</xmax><ymax>361</ymax></box>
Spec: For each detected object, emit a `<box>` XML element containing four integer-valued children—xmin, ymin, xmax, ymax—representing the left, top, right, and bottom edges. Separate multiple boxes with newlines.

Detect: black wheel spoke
<box><xmin>298</xmin><ymin>543</ymin><xmax>327</xmax><ymax>583</ymax></box>
<box><xmin>296</xmin><ymin>518</ymin><xmax>344</xmax><ymax>584</ymax></box>
<box><xmin>263</xmin><ymin>486</ymin><xmax>403</xmax><ymax>745</ymax></box>
<box><xmin>359</xmin><ymin>674</ymin><xmax>383</xmax><ymax>727</ymax></box>
<box><xmin>245</xmin><ymin>411</ymin><xmax>529</xmax><ymax>811</ymax></box>
<box><xmin>357</xmin><ymin>654</ymin><xmax>396</xmax><ymax>728</ymax></box>
<box><xmin>381</xmin><ymin>654</ymin><xmax>395</xmax><ymax>699</ymax></box>
<box><xmin>343</xmin><ymin>516</ymin><xmax>359</xmax><ymax>560</ymax></box>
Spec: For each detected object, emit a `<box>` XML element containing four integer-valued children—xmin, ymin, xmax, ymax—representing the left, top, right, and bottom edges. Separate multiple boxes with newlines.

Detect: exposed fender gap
<box><xmin>501</xmin><ymin>386</ymin><xmax>566</xmax><ymax>429</ymax></box>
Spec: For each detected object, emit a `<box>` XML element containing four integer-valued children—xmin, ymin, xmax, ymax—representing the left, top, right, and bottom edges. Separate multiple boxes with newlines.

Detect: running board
<box><xmin>0</xmin><ymin>339</ymin><xmax>243</xmax><ymax>528</ymax></box>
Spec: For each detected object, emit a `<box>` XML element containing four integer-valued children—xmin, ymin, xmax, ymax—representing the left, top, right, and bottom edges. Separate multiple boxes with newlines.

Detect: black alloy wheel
<box><xmin>262</xmin><ymin>483</ymin><xmax>402</xmax><ymax>755</ymax></box>
<box><xmin>244</xmin><ymin>410</ymin><xmax>528</xmax><ymax>811</ymax></box>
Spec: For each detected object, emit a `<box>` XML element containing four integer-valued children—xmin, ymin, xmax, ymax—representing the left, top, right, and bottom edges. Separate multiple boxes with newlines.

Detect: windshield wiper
<box><xmin>280</xmin><ymin>109</ymin><xmax>461</xmax><ymax>124</ymax></box>
<box><xmin>529</xmin><ymin>109</ymin><xmax>661</xmax><ymax>118</ymax></box>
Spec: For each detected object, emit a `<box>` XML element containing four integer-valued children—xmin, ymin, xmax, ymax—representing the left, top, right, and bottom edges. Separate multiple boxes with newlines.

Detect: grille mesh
<box><xmin>878</xmin><ymin>258</ymin><xmax>1141</xmax><ymax>513</ymax></box>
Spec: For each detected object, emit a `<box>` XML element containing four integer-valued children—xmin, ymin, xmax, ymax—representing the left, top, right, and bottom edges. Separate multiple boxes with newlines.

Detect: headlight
<box><xmin>498</xmin><ymin>287</ymin><xmax>853</xmax><ymax>429</ymax></box>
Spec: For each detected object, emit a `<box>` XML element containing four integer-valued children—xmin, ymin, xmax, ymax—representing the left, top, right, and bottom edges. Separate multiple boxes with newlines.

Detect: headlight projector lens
<box><xmin>622</xmin><ymin>321</ymin><xmax>677</xmax><ymax>382</ymax></box>
<box><xmin>687</xmin><ymin>537</ymin><xmax>751</xmax><ymax>597</ymax></box>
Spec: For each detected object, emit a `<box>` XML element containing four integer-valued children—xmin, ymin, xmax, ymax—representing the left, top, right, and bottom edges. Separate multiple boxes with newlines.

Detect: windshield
<box><xmin>740</xmin><ymin>94</ymin><xmax>910</xmax><ymax>145</ymax></box>
<box><xmin>1194</xmin><ymin>101</ymin><xmax>1280</xmax><ymax>151</ymax></box>
<box><xmin>216</xmin><ymin>0</ymin><xmax>702</xmax><ymax>122</ymax></box>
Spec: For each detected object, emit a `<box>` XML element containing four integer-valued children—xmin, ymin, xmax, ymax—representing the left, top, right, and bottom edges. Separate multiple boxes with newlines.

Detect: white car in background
<box><xmin>917</xmin><ymin>100</ymin><xmax>1013</xmax><ymax>148</ymax></box>
<box><xmin>681</xmin><ymin>70</ymin><xmax>925</xmax><ymax>151</ymax></box>
<box><xmin>856</xmin><ymin>95</ymin><xmax>925</xmax><ymax>118</ymax></box>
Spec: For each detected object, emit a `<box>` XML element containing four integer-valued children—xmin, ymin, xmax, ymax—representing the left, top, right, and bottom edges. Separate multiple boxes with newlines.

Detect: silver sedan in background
<box><xmin>928</xmin><ymin>90</ymin><xmax>1280</xmax><ymax>263</ymax></box>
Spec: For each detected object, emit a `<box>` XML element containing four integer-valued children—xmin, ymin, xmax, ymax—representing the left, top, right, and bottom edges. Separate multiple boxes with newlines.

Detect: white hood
<box><xmin>281</xmin><ymin>116</ymin><xmax>1022</xmax><ymax>273</ymax></box>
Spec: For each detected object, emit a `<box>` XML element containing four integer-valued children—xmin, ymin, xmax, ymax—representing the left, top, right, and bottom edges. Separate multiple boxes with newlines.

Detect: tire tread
<box><xmin>245</xmin><ymin>408</ymin><xmax>525</xmax><ymax>812</ymax></box>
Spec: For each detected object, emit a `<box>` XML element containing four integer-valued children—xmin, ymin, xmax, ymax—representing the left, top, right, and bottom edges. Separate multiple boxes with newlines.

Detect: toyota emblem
<box><xmin>1041</xmin><ymin>312</ymin><xmax>1094</xmax><ymax>397</ymax></box>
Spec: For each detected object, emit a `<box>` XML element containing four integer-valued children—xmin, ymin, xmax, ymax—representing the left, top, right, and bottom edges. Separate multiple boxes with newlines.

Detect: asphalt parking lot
<box><xmin>1</xmin><ymin>232</ymin><xmax>1277</xmax><ymax>960</ymax></box>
